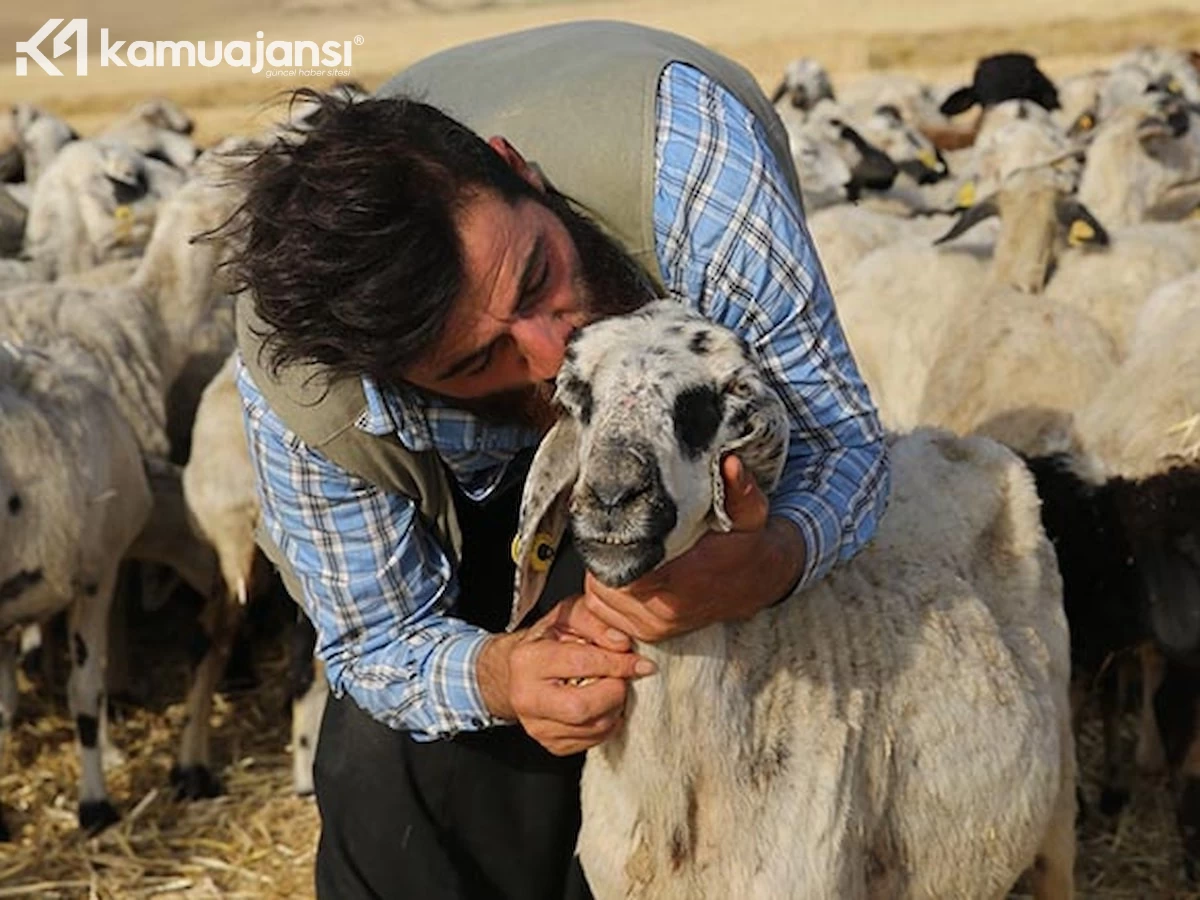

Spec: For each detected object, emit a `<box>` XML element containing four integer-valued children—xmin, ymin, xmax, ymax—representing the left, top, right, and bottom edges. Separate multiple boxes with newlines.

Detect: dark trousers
<box><xmin>313</xmin><ymin>692</ymin><xmax>592</xmax><ymax>899</ymax></box>
<box><xmin>312</xmin><ymin>450</ymin><xmax>592</xmax><ymax>899</ymax></box>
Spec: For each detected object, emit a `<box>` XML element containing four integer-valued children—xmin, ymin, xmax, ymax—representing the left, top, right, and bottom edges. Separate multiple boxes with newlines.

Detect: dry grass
<box><xmin>0</xmin><ymin>598</ymin><xmax>1195</xmax><ymax>898</ymax></box>
<box><xmin>0</xmin><ymin>593</ymin><xmax>318</xmax><ymax>899</ymax></box>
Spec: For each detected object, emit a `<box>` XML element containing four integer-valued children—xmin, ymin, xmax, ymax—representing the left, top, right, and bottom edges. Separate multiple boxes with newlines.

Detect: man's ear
<box><xmin>487</xmin><ymin>135</ymin><xmax>546</xmax><ymax>193</ymax></box>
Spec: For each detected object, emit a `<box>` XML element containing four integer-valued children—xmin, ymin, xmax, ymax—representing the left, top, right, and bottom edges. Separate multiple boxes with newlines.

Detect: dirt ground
<box><xmin>5</xmin><ymin>0</ymin><xmax>1200</xmax><ymax>896</ymax></box>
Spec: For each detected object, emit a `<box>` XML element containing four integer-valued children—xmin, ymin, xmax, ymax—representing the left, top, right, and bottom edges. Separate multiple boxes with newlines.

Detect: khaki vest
<box><xmin>238</xmin><ymin>20</ymin><xmax>801</xmax><ymax>603</ymax></box>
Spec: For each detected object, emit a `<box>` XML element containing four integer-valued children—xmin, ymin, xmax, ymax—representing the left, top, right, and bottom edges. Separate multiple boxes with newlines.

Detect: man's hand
<box><xmin>477</xmin><ymin>597</ymin><xmax>654</xmax><ymax>756</ymax></box>
<box><xmin>582</xmin><ymin>455</ymin><xmax>806</xmax><ymax>643</ymax></box>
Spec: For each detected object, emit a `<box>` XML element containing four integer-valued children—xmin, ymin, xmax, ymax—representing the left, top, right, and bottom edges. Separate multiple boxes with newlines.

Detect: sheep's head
<box><xmin>510</xmin><ymin>300</ymin><xmax>789</xmax><ymax>624</ymax></box>
<box><xmin>934</xmin><ymin>164</ymin><xmax>1108</xmax><ymax>293</ymax></box>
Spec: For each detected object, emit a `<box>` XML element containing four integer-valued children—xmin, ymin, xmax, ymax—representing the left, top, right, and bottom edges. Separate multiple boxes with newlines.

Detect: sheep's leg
<box><xmin>171</xmin><ymin>591</ymin><xmax>243</xmax><ymax>800</ymax></box>
<box><xmin>1029</xmin><ymin>754</ymin><xmax>1077</xmax><ymax>900</ymax></box>
<box><xmin>68</xmin><ymin>574</ymin><xmax>121</xmax><ymax>834</ymax></box>
<box><xmin>1098</xmin><ymin>661</ymin><xmax>1132</xmax><ymax>815</ymax></box>
<box><xmin>0</xmin><ymin>639</ymin><xmax>18</xmax><ymax>841</ymax></box>
<box><xmin>288</xmin><ymin>612</ymin><xmax>326</xmax><ymax>797</ymax></box>
<box><xmin>1135</xmin><ymin>642</ymin><xmax>1167</xmax><ymax>773</ymax></box>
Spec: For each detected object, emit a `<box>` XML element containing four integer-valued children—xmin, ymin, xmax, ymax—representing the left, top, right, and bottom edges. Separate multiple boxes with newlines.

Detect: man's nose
<box><xmin>512</xmin><ymin>312</ymin><xmax>580</xmax><ymax>381</ymax></box>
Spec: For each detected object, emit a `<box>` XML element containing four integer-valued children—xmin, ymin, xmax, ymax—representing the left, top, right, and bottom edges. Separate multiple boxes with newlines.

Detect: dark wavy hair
<box><xmin>223</xmin><ymin>87</ymin><xmax>540</xmax><ymax>387</ymax></box>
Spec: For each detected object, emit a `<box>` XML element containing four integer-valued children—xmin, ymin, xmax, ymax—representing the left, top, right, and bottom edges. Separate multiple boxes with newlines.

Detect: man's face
<box><xmin>403</xmin><ymin>185</ymin><xmax>652</xmax><ymax>421</ymax></box>
<box><xmin>404</xmin><ymin>190</ymin><xmax>589</xmax><ymax>401</ymax></box>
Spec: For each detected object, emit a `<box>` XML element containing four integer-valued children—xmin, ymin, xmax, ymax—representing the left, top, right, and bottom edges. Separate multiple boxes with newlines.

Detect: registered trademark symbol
<box><xmin>354</xmin><ymin>35</ymin><xmax>364</xmax><ymax>45</ymax></box>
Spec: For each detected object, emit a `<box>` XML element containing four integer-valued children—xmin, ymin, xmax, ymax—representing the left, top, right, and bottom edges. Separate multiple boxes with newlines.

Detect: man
<box><xmin>229</xmin><ymin>19</ymin><xmax>890</xmax><ymax>900</ymax></box>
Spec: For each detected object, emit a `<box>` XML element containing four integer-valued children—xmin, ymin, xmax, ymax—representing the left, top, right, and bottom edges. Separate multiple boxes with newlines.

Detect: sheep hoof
<box><xmin>1099</xmin><ymin>785</ymin><xmax>1130</xmax><ymax>816</ymax></box>
<box><xmin>78</xmin><ymin>799</ymin><xmax>120</xmax><ymax>835</ymax></box>
<box><xmin>170</xmin><ymin>763</ymin><xmax>223</xmax><ymax>800</ymax></box>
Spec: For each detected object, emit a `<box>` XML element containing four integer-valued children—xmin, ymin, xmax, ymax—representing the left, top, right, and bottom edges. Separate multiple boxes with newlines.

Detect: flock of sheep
<box><xmin>0</xmin><ymin>37</ymin><xmax>1198</xmax><ymax>897</ymax></box>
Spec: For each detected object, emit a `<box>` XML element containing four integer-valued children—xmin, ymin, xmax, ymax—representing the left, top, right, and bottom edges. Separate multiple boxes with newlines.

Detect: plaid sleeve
<box><xmin>234</xmin><ymin>355</ymin><xmax>507</xmax><ymax>740</ymax></box>
<box><xmin>654</xmin><ymin>63</ymin><xmax>891</xmax><ymax>589</ymax></box>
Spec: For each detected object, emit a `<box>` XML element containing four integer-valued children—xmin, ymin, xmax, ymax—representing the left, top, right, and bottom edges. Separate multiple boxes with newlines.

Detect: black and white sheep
<box><xmin>512</xmin><ymin>300</ymin><xmax>1075</xmax><ymax>899</ymax></box>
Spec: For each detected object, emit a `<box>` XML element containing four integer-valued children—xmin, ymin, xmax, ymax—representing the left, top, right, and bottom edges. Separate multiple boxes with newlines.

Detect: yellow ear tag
<box><xmin>113</xmin><ymin>204</ymin><xmax>134</xmax><ymax>243</ymax></box>
<box><xmin>917</xmin><ymin>148</ymin><xmax>939</xmax><ymax>169</ymax></box>
<box><xmin>513</xmin><ymin>532</ymin><xmax>557</xmax><ymax>571</ymax></box>
<box><xmin>955</xmin><ymin>181</ymin><xmax>976</xmax><ymax>208</ymax></box>
<box><xmin>1068</xmin><ymin>218</ymin><xmax>1096</xmax><ymax>246</ymax></box>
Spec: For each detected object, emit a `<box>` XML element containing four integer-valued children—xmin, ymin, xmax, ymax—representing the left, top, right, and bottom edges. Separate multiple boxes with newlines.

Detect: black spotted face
<box><xmin>554</xmin><ymin>300</ymin><xmax>789</xmax><ymax>584</ymax></box>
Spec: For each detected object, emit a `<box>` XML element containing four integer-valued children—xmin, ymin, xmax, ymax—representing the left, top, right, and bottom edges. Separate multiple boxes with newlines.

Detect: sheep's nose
<box><xmin>586</xmin><ymin>445</ymin><xmax>656</xmax><ymax>513</ymax></box>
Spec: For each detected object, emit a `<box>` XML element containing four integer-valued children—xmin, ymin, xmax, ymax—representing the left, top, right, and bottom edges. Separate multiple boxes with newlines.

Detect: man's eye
<box><xmin>465</xmin><ymin>344</ymin><xmax>494</xmax><ymax>377</ymax></box>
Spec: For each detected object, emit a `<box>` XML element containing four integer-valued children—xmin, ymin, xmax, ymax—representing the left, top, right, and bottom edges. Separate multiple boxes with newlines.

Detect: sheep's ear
<box><xmin>1056</xmin><ymin>197</ymin><xmax>1109</xmax><ymax>248</ymax></box>
<box><xmin>933</xmin><ymin>198</ymin><xmax>999</xmax><ymax>244</ymax></box>
<box><xmin>769</xmin><ymin>79</ymin><xmax>788</xmax><ymax>104</ymax></box>
<box><xmin>509</xmin><ymin>417</ymin><xmax>581</xmax><ymax>629</ymax></box>
<box><xmin>939</xmin><ymin>86</ymin><xmax>979</xmax><ymax>117</ymax></box>
<box><xmin>709</xmin><ymin>384</ymin><xmax>790</xmax><ymax>532</ymax></box>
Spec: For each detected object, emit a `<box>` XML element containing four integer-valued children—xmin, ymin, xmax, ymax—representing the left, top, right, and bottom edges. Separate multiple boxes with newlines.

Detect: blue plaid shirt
<box><xmin>236</xmin><ymin>62</ymin><xmax>890</xmax><ymax>740</ymax></box>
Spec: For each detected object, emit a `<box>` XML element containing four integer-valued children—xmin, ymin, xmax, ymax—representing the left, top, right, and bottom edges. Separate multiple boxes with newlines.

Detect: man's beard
<box><xmin>455</xmin><ymin>190</ymin><xmax>657</xmax><ymax>430</ymax></box>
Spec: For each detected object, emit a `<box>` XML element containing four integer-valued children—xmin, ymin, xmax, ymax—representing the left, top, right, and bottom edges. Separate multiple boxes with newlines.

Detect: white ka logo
<box><xmin>15</xmin><ymin>18</ymin><xmax>89</xmax><ymax>77</ymax></box>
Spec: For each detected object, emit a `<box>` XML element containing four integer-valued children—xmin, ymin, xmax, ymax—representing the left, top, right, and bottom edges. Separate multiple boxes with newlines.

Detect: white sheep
<box><xmin>99</xmin><ymin>98</ymin><xmax>199</xmax><ymax>170</ymax></box>
<box><xmin>916</xmin><ymin>288</ymin><xmax>1120</xmax><ymax>457</ymax></box>
<box><xmin>805</xmin><ymin>203</ymin><xmax>954</xmax><ymax>297</ymax></box>
<box><xmin>0</xmin><ymin>157</ymin><xmax>245</xmax><ymax>834</ymax></box>
<box><xmin>781</xmin><ymin>125</ymin><xmax>854</xmax><ymax>210</ymax></box>
<box><xmin>769</xmin><ymin>57</ymin><xmax>835</xmax><ymax>111</ymax></box>
<box><xmin>1076</xmin><ymin>89</ymin><xmax>1200</xmax><ymax>228</ymax></box>
<box><xmin>17</xmin><ymin>139</ymin><xmax>185</xmax><ymax>283</ymax></box>
<box><xmin>177</xmin><ymin>349</ymin><xmax>328</xmax><ymax>797</ymax></box>
<box><xmin>1043</xmin><ymin>220</ymin><xmax>1200</xmax><ymax>355</ymax></box>
<box><xmin>834</xmin><ymin>164</ymin><xmax>1108</xmax><ymax>430</ymax></box>
<box><xmin>1075</xmin><ymin>277</ymin><xmax>1200</xmax><ymax>482</ymax></box>
<box><xmin>0</xmin><ymin>339</ymin><xmax>154</xmax><ymax>837</ymax></box>
<box><xmin>511</xmin><ymin>300</ymin><xmax>1074</xmax><ymax>899</ymax></box>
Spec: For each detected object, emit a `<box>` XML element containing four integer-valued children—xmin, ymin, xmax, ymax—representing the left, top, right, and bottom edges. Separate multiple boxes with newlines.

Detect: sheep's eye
<box><xmin>7</xmin><ymin>493</ymin><xmax>20</xmax><ymax>515</ymax></box>
<box><xmin>724</xmin><ymin>379</ymin><xmax>756</xmax><ymax>400</ymax></box>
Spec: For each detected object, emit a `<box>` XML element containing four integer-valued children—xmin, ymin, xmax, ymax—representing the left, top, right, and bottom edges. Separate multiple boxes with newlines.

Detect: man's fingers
<box><xmin>556</xmin><ymin>597</ymin><xmax>632</xmax><ymax>651</ymax></box>
<box><xmin>529</xmin><ymin>676</ymin><xmax>629</xmax><ymax>726</ymax></box>
<box><xmin>533</xmin><ymin>640</ymin><xmax>656</xmax><ymax>681</ymax></box>
<box><xmin>582</xmin><ymin>591</ymin><xmax>661</xmax><ymax>642</ymax></box>
<box><xmin>721</xmin><ymin>454</ymin><xmax>769</xmax><ymax>531</ymax></box>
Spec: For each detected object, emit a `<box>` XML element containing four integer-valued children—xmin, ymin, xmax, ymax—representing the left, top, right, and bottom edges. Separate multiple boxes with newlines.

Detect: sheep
<box><xmin>176</xmin><ymin>351</ymin><xmax>268</xmax><ymax>796</ymax></box>
<box><xmin>856</xmin><ymin>103</ymin><xmax>949</xmax><ymax>185</ymax></box>
<box><xmin>792</xmin><ymin>100</ymin><xmax>899</xmax><ymax>194</ymax></box>
<box><xmin>1043</xmin><ymin>220</ymin><xmax>1200</xmax><ymax>355</ymax></box>
<box><xmin>0</xmin><ymin>103</ymin><xmax>75</xmax><ymax>185</ymax></box>
<box><xmin>16</xmin><ymin>114</ymin><xmax>77</xmax><ymax>186</ymax></box>
<box><xmin>956</xmin><ymin>108</ymin><xmax>1082</xmax><ymax>206</ymax></box>
<box><xmin>805</xmin><ymin>203</ymin><xmax>954</xmax><ymax>296</ymax></box>
<box><xmin>835</xmin><ymin>71</ymin><xmax>951</xmax><ymax>141</ymax></box>
<box><xmin>17</xmin><ymin>140</ymin><xmax>186</xmax><ymax>283</ymax></box>
<box><xmin>0</xmin><ymin>340</ymin><xmax>154</xmax><ymax>837</ymax></box>
<box><xmin>1076</xmin><ymin>89</ymin><xmax>1200</xmax><ymax>228</ymax></box>
<box><xmin>175</xmin><ymin>349</ymin><xmax>327</xmax><ymax>798</ymax></box>
<box><xmin>510</xmin><ymin>299</ymin><xmax>1074</xmax><ymax>899</ymax></box>
<box><xmin>782</xmin><ymin>126</ymin><xmax>855</xmax><ymax>210</ymax></box>
<box><xmin>916</xmin><ymin>288</ymin><xmax>1119</xmax><ymax>458</ymax></box>
<box><xmin>1066</xmin><ymin>281</ymin><xmax>1200</xmax><ymax>872</ymax></box>
<box><xmin>98</xmin><ymin>98</ymin><xmax>199</xmax><ymax>170</ymax></box>
<box><xmin>0</xmin><ymin>154</ymin><xmax>246</xmax><ymax>834</ymax></box>
<box><xmin>768</xmin><ymin>57</ymin><xmax>835</xmax><ymax>111</ymax></box>
<box><xmin>834</xmin><ymin>164</ymin><xmax>1108</xmax><ymax>430</ymax></box>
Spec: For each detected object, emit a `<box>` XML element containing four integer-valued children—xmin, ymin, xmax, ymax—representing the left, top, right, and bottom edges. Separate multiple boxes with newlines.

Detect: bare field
<box><xmin>3</xmin><ymin>1</ymin><xmax>1200</xmax><ymax>897</ymax></box>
